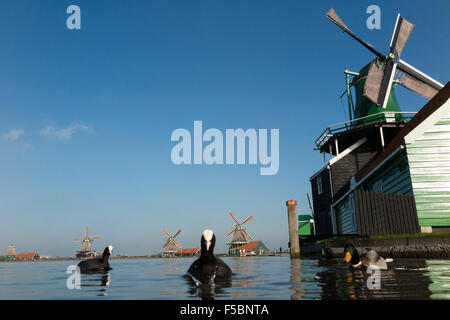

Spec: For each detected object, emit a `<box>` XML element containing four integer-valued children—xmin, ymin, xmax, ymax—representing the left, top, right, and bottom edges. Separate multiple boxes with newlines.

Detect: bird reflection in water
<box><xmin>185</xmin><ymin>275</ymin><xmax>232</xmax><ymax>300</ymax></box>
<box><xmin>79</xmin><ymin>272</ymin><xmax>111</xmax><ymax>297</ymax></box>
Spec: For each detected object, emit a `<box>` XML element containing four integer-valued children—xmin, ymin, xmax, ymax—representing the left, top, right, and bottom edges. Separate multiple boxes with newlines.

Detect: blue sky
<box><xmin>1</xmin><ymin>1</ymin><xmax>448</xmax><ymax>256</ymax></box>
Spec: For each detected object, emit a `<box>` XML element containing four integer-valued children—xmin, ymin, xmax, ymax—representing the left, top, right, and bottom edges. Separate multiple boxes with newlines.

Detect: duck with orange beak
<box><xmin>344</xmin><ymin>243</ymin><xmax>393</xmax><ymax>270</ymax></box>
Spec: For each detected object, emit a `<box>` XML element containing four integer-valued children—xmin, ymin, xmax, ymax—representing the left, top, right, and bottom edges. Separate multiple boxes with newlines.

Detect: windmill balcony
<box><xmin>314</xmin><ymin>111</ymin><xmax>416</xmax><ymax>152</ymax></box>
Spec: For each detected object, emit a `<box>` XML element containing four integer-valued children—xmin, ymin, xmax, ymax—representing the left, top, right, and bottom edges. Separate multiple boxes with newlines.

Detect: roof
<box><xmin>175</xmin><ymin>248</ymin><xmax>200</xmax><ymax>254</ymax></box>
<box><xmin>233</xmin><ymin>241</ymin><xmax>265</xmax><ymax>252</ymax></box>
<box><xmin>15</xmin><ymin>252</ymin><xmax>38</xmax><ymax>258</ymax></box>
<box><xmin>358</xmin><ymin>82</ymin><xmax>450</xmax><ymax>182</ymax></box>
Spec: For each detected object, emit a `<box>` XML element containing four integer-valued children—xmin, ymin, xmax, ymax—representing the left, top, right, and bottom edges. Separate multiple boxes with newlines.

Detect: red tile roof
<box><xmin>175</xmin><ymin>248</ymin><xmax>200</xmax><ymax>254</ymax></box>
<box><xmin>233</xmin><ymin>241</ymin><xmax>261</xmax><ymax>252</ymax></box>
<box><xmin>15</xmin><ymin>252</ymin><xmax>38</xmax><ymax>258</ymax></box>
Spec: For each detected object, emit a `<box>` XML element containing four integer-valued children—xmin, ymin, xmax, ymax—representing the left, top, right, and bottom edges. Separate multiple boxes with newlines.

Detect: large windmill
<box><xmin>73</xmin><ymin>227</ymin><xmax>100</xmax><ymax>259</ymax></box>
<box><xmin>225</xmin><ymin>212</ymin><xmax>254</xmax><ymax>256</ymax></box>
<box><xmin>161</xmin><ymin>229</ymin><xmax>182</xmax><ymax>257</ymax></box>
<box><xmin>315</xmin><ymin>8</ymin><xmax>444</xmax><ymax>154</ymax></box>
<box><xmin>309</xmin><ymin>8</ymin><xmax>445</xmax><ymax>237</ymax></box>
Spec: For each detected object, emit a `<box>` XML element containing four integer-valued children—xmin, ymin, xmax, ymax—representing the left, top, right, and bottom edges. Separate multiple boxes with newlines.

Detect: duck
<box><xmin>187</xmin><ymin>229</ymin><xmax>232</xmax><ymax>284</ymax></box>
<box><xmin>343</xmin><ymin>243</ymin><xmax>393</xmax><ymax>270</ymax></box>
<box><xmin>77</xmin><ymin>246</ymin><xmax>113</xmax><ymax>273</ymax></box>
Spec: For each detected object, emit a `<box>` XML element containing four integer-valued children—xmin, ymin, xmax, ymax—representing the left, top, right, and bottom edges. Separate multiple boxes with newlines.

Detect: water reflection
<box><xmin>80</xmin><ymin>273</ymin><xmax>111</xmax><ymax>297</ymax></box>
<box><xmin>315</xmin><ymin>258</ymin><xmax>436</xmax><ymax>299</ymax></box>
<box><xmin>426</xmin><ymin>260</ymin><xmax>450</xmax><ymax>300</ymax></box>
<box><xmin>2</xmin><ymin>256</ymin><xmax>450</xmax><ymax>299</ymax></box>
<box><xmin>229</xmin><ymin>257</ymin><xmax>266</xmax><ymax>299</ymax></box>
<box><xmin>289</xmin><ymin>259</ymin><xmax>306</xmax><ymax>300</ymax></box>
<box><xmin>185</xmin><ymin>275</ymin><xmax>232</xmax><ymax>300</ymax></box>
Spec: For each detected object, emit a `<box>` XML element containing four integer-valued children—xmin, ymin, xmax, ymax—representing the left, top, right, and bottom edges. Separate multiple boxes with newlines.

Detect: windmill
<box><xmin>161</xmin><ymin>229</ymin><xmax>182</xmax><ymax>257</ymax></box>
<box><xmin>225</xmin><ymin>212</ymin><xmax>254</xmax><ymax>255</ymax></box>
<box><xmin>316</xmin><ymin>8</ymin><xmax>444</xmax><ymax>155</ymax></box>
<box><xmin>73</xmin><ymin>226</ymin><xmax>100</xmax><ymax>259</ymax></box>
<box><xmin>326</xmin><ymin>8</ymin><xmax>443</xmax><ymax>110</ymax></box>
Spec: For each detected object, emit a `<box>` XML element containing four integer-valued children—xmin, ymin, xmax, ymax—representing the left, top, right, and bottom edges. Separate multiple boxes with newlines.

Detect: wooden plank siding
<box><xmin>310</xmin><ymin>167</ymin><xmax>334</xmax><ymax>236</ymax></box>
<box><xmin>364</xmin><ymin>151</ymin><xmax>413</xmax><ymax>195</ymax></box>
<box><xmin>334</xmin><ymin>189</ymin><xmax>420</xmax><ymax>235</ymax></box>
<box><xmin>350</xmin><ymin>189</ymin><xmax>420</xmax><ymax>235</ymax></box>
<box><xmin>334</xmin><ymin>195</ymin><xmax>357</xmax><ymax>234</ymax></box>
<box><xmin>329</xmin><ymin>142</ymin><xmax>380</xmax><ymax>200</ymax></box>
<box><xmin>406</xmin><ymin>111</ymin><xmax>450</xmax><ymax>227</ymax></box>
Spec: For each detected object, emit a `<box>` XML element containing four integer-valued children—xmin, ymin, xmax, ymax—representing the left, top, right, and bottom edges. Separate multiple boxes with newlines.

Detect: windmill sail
<box><xmin>162</xmin><ymin>229</ymin><xmax>182</xmax><ymax>252</ymax></box>
<box><xmin>325</xmin><ymin>8</ymin><xmax>384</xmax><ymax>59</ymax></box>
<box><xmin>73</xmin><ymin>227</ymin><xmax>100</xmax><ymax>258</ymax></box>
<box><xmin>226</xmin><ymin>212</ymin><xmax>254</xmax><ymax>243</ymax></box>
<box><xmin>326</xmin><ymin>8</ymin><xmax>444</xmax><ymax>107</ymax></box>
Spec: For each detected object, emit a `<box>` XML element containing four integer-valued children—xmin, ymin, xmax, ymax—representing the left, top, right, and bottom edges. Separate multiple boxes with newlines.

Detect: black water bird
<box><xmin>77</xmin><ymin>245</ymin><xmax>113</xmax><ymax>273</ymax></box>
<box><xmin>187</xmin><ymin>229</ymin><xmax>232</xmax><ymax>284</ymax></box>
<box><xmin>344</xmin><ymin>243</ymin><xmax>393</xmax><ymax>270</ymax></box>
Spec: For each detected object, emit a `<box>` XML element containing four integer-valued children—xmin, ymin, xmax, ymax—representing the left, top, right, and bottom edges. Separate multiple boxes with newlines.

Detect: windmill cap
<box><xmin>286</xmin><ymin>200</ymin><xmax>297</xmax><ymax>206</ymax></box>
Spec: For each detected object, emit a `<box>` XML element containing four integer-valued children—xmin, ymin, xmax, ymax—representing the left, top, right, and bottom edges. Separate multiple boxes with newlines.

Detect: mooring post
<box><xmin>286</xmin><ymin>200</ymin><xmax>300</xmax><ymax>259</ymax></box>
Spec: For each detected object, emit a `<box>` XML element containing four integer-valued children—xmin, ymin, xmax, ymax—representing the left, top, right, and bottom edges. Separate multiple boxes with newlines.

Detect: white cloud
<box><xmin>2</xmin><ymin>129</ymin><xmax>24</xmax><ymax>141</ymax></box>
<box><xmin>40</xmin><ymin>123</ymin><xmax>90</xmax><ymax>140</ymax></box>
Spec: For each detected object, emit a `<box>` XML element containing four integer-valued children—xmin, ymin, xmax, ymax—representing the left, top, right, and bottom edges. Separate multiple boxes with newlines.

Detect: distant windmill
<box><xmin>162</xmin><ymin>229</ymin><xmax>182</xmax><ymax>257</ymax></box>
<box><xmin>226</xmin><ymin>212</ymin><xmax>254</xmax><ymax>243</ymax></box>
<box><xmin>73</xmin><ymin>227</ymin><xmax>100</xmax><ymax>259</ymax></box>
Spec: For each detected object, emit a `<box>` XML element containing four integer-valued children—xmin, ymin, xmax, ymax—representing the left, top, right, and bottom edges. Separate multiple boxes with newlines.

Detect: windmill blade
<box><xmin>397</xmin><ymin>59</ymin><xmax>444</xmax><ymax>98</ymax></box>
<box><xmin>241</xmin><ymin>216</ymin><xmax>254</xmax><ymax>226</ymax></box>
<box><xmin>173</xmin><ymin>229</ymin><xmax>182</xmax><ymax>238</ymax></box>
<box><xmin>73</xmin><ymin>238</ymin><xmax>84</xmax><ymax>242</ymax></box>
<box><xmin>378</xmin><ymin>58</ymin><xmax>398</xmax><ymax>108</ymax></box>
<box><xmin>325</xmin><ymin>8</ymin><xmax>384</xmax><ymax>59</ymax></box>
<box><xmin>163</xmin><ymin>229</ymin><xmax>173</xmax><ymax>238</ymax></box>
<box><xmin>307</xmin><ymin>194</ymin><xmax>314</xmax><ymax>216</ymax></box>
<box><xmin>364</xmin><ymin>60</ymin><xmax>385</xmax><ymax>105</ymax></box>
<box><xmin>242</xmin><ymin>230</ymin><xmax>252</xmax><ymax>241</ymax></box>
<box><xmin>389</xmin><ymin>15</ymin><xmax>414</xmax><ymax>59</ymax></box>
<box><xmin>172</xmin><ymin>239</ymin><xmax>182</xmax><ymax>249</ymax></box>
<box><xmin>226</xmin><ymin>225</ymin><xmax>238</xmax><ymax>237</ymax></box>
<box><xmin>228</xmin><ymin>211</ymin><xmax>240</xmax><ymax>224</ymax></box>
<box><xmin>377</xmin><ymin>15</ymin><xmax>414</xmax><ymax>108</ymax></box>
<box><xmin>89</xmin><ymin>236</ymin><xmax>100</xmax><ymax>240</ymax></box>
<box><xmin>85</xmin><ymin>227</ymin><xmax>89</xmax><ymax>238</ymax></box>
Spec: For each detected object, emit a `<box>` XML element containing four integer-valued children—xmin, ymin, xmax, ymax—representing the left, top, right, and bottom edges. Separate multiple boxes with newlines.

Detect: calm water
<box><xmin>1</xmin><ymin>256</ymin><xmax>449</xmax><ymax>300</ymax></box>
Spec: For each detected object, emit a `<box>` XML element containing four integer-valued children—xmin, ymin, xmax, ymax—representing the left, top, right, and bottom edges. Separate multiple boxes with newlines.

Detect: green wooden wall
<box><xmin>335</xmin><ymin>195</ymin><xmax>357</xmax><ymax>234</ymax></box>
<box><xmin>364</xmin><ymin>151</ymin><xmax>413</xmax><ymax>195</ymax></box>
<box><xmin>406</xmin><ymin>111</ymin><xmax>450</xmax><ymax>227</ymax></box>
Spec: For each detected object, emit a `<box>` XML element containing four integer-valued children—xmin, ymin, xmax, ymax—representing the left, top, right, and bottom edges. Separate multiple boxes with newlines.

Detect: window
<box><xmin>317</xmin><ymin>175</ymin><xmax>323</xmax><ymax>195</ymax></box>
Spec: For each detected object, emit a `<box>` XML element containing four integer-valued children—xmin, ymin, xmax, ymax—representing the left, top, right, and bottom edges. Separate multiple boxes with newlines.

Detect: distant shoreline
<box><xmin>0</xmin><ymin>253</ymin><xmax>286</xmax><ymax>263</ymax></box>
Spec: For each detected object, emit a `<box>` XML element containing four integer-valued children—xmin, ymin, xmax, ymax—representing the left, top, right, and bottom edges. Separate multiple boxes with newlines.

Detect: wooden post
<box><xmin>286</xmin><ymin>200</ymin><xmax>300</xmax><ymax>259</ymax></box>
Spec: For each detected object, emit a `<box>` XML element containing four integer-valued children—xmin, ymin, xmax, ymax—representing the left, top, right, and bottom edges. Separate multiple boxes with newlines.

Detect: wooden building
<box><xmin>230</xmin><ymin>241</ymin><xmax>269</xmax><ymax>256</ymax></box>
<box><xmin>343</xmin><ymin>85</ymin><xmax>450</xmax><ymax>234</ymax></box>
<box><xmin>175</xmin><ymin>248</ymin><xmax>200</xmax><ymax>257</ymax></box>
<box><xmin>312</xmin><ymin>84</ymin><xmax>450</xmax><ymax>236</ymax></box>
<box><xmin>15</xmin><ymin>252</ymin><xmax>40</xmax><ymax>261</ymax></box>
